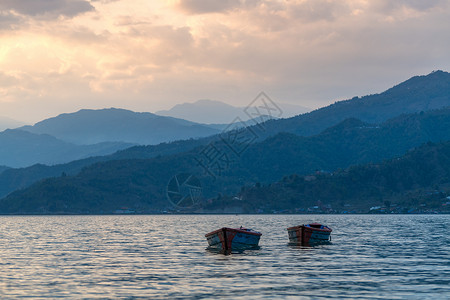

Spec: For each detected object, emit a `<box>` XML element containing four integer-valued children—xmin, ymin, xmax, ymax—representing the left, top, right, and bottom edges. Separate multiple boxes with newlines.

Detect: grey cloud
<box><xmin>0</xmin><ymin>12</ymin><xmax>22</xmax><ymax>30</ymax></box>
<box><xmin>90</xmin><ymin>0</ymin><xmax>120</xmax><ymax>3</ymax></box>
<box><xmin>289</xmin><ymin>0</ymin><xmax>350</xmax><ymax>23</ymax></box>
<box><xmin>0</xmin><ymin>72</ymin><xmax>19</xmax><ymax>87</ymax></box>
<box><xmin>177</xmin><ymin>0</ymin><xmax>243</xmax><ymax>14</ymax></box>
<box><xmin>0</xmin><ymin>0</ymin><xmax>94</xmax><ymax>18</ymax></box>
<box><xmin>376</xmin><ymin>0</ymin><xmax>449</xmax><ymax>13</ymax></box>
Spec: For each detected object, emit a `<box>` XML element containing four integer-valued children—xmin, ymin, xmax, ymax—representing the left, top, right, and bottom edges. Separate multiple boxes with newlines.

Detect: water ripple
<box><xmin>0</xmin><ymin>215</ymin><xmax>449</xmax><ymax>298</ymax></box>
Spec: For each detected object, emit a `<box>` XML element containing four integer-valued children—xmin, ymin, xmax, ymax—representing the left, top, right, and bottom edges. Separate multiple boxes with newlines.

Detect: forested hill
<box><xmin>3</xmin><ymin>107</ymin><xmax>450</xmax><ymax>214</ymax></box>
<box><xmin>260</xmin><ymin>70</ymin><xmax>450</xmax><ymax>138</ymax></box>
<box><xmin>0</xmin><ymin>137</ymin><xmax>211</xmax><ymax>200</ymax></box>
<box><xmin>0</xmin><ymin>166</ymin><xmax>10</xmax><ymax>175</ymax></box>
<box><xmin>240</xmin><ymin>140</ymin><xmax>450</xmax><ymax>213</ymax></box>
<box><xmin>239</xmin><ymin>107</ymin><xmax>450</xmax><ymax>182</ymax></box>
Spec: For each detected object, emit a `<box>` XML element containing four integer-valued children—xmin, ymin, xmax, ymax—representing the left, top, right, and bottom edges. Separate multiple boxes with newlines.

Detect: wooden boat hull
<box><xmin>287</xmin><ymin>223</ymin><xmax>332</xmax><ymax>246</ymax></box>
<box><xmin>205</xmin><ymin>227</ymin><xmax>261</xmax><ymax>252</ymax></box>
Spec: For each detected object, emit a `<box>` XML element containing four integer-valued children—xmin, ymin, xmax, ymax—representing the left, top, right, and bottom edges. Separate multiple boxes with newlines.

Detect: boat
<box><xmin>287</xmin><ymin>223</ymin><xmax>332</xmax><ymax>245</ymax></box>
<box><xmin>205</xmin><ymin>227</ymin><xmax>262</xmax><ymax>253</ymax></box>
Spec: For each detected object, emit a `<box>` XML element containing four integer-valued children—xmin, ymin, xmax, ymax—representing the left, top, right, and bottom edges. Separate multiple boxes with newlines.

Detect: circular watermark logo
<box><xmin>166</xmin><ymin>173</ymin><xmax>202</xmax><ymax>209</ymax></box>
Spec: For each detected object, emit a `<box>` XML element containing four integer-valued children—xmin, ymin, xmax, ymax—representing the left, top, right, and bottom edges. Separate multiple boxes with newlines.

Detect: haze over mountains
<box><xmin>1</xmin><ymin>70</ymin><xmax>450</xmax><ymax>213</ymax></box>
<box><xmin>0</xmin><ymin>116</ymin><xmax>24</xmax><ymax>131</ymax></box>
<box><xmin>156</xmin><ymin>99</ymin><xmax>311</xmax><ymax>124</ymax></box>
<box><xmin>0</xmin><ymin>129</ymin><xmax>132</xmax><ymax>168</ymax></box>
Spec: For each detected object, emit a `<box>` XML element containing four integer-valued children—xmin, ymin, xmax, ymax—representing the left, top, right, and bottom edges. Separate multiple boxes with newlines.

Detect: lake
<box><xmin>0</xmin><ymin>214</ymin><xmax>449</xmax><ymax>299</ymax></box>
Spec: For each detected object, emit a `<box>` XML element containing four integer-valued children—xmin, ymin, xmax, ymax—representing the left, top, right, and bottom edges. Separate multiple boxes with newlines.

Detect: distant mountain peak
<box><xmin>156</xmin><ymin>100</ymin><xmax>246</xmax><ymax>124</ymax></box>
<box><xmin>193</xmin><ymin>99</ymin><xmax>235</xmax><ymax>106</ymax></box>
<box><xmin>21</xmin><ymin>107</ymin><xmax>220</xmax><ymax>145</ymax></box>
<box><xmin>156</xmin><ymin>99</ymin><xmax>311</xmax><ymax>124</ymax></box>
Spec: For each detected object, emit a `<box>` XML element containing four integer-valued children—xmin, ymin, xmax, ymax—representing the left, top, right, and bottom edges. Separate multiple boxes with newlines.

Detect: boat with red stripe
<box><xmin>205</xmin><ymin>227</ymin><xmax>262</xmax><ymax>253</ymax></box>
<box><xmin>287</xmin><ymin>223</ymin><xmax>332</xmax><ymax>246</ymax></box>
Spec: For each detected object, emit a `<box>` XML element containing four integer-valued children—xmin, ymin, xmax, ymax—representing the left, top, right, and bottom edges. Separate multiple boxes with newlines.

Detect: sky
<box><xmin>0</xmin><ymin>0</ymin><xmax>449</xmax><ymax>123</ymax></box>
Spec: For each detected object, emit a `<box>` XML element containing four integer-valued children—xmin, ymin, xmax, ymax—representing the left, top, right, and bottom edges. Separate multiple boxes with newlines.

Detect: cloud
<box><xmin>370</xmin><ymin>0</ymin><xmax>449</xmax><ymax>17</ymax></box>
<box><xmin>0</xmin><ymin>0</ymin><xmax>94</xmax><ymax>18</ymax></box>
<box><xmin>1</xmin><ymin>0</ymin><xmax>450</xmax><ymax>122</ymax></box>
<box><xmin>90</xmin><ymin>0</ymin><xmax>120</xmax><ymax>3</ymax></box>
<box><xmin>0</xmin><ymin>11</ymin><xmax>22</xmax><ymax>30</ymax></box>
<box><xmin>289</xmin><ymin>0</ymin><xmax>351</xmax><ymax>23</ymax></box>
<box><xmin>175</xmin><ymin>0</ymin><xmax>244</xmax><ymax>14</ymax></box>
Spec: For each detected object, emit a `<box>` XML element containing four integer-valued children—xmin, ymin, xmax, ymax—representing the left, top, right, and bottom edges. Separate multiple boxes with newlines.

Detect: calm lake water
<box><xmin>0</xmin><ymin>214</ymin><xmax>449</xmax><ymax>299</ymax></box>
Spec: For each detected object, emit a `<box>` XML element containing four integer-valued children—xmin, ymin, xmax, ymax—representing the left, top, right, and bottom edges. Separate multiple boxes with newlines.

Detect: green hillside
<box><xmin>239</xmin><ymin>141</ymin><xmax>450</xmax><ymax>214</ymax></box>
<box><xmin>0</xmin><ymin>138</ymin><xmax>210</xmax><ymax>199</ymax></box>
<box><xmin>0</xmin><ymin>166</ymin><xmax>10</xmax><ymax>175</ymax></box>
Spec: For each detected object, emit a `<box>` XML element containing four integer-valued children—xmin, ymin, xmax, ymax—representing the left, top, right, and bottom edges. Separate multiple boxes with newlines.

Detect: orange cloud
<box><xmin>0</xmin><ymin>0</ymin><xmax>449</xmax><ymax>122</ymax></box>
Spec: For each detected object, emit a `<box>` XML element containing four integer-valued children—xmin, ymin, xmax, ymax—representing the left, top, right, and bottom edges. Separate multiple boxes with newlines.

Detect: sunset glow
<box><xmin>0</xmin><ymin>0</ymin><xmax>449</xmax><ymax>122</ymax></box>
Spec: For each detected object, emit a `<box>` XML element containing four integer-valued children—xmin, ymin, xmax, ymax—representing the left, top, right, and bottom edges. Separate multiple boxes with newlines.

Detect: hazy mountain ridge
<box><xmin>0</xmin><ymin>129</ymin><xmax>133</xmax><ymax>168</ymax></box>
<box><xmin>3</xmin><ymin>106</ymin><xmax>450</xmax><ymax>213</ymax></box>
<box><xmin>0</xmin><ymin>116</ymin><xmax>24</xmax><ymax>131</ymax></box>
<box><xmin>21</xmin><ymin>108</ymin><xmax>221</xmax><ymax>145</ymax></box>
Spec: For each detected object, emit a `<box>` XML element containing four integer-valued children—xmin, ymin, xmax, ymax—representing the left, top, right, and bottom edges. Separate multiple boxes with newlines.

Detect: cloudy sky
<box><xmin>0</xmin><ymin>0</ymin><xmax>449</xmax><ymax>123</ymax></box>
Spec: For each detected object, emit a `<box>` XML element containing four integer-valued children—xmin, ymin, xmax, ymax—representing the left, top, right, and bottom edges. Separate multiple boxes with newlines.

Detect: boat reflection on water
<box><xmin>205</xmin><ymin>227</ymin><xmax>262</xmax><ymax>255</ymax></box>
<box><xmin>287</xmin><ymin>240</ymin><xmax>332</xmax><ymax>250</ymax></box>
<box><xmin>205</xmin><ymin>246</ymin><xmax>261</xmax><ymax>255</ymax></box>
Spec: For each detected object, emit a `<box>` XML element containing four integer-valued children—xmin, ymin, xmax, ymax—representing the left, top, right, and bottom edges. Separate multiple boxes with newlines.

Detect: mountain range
<box><xmin>3</xmin><ymin>112</ymin><xmax>450</xmax><ymax>214</ymax></box>
<box><xmin>3</xmin><ymin>103</ymin><xmax>450</xmax><ymax>213</ymax></box>
<box><xmin>0</xmin><ymin>108</ymin><xmax>225</xmax><ymax>168</ymax></box>
<box><xmin>1</xmin><ymin>70</ymin><xmax>450</xmax><ymax>213</ymax></box>
<box><xmin>6</xmin><ymin>69</ymin><xmax>449</xmax><ymax>169</ymax></box>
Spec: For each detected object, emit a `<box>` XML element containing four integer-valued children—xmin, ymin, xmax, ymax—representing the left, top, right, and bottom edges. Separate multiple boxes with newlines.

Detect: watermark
<box><xmin>166</xmin><ymin>92</ymin><xmax>282</xmax><ymax>208</ymax></box>
<box><xmin>166</xmin><ymin>173</ymin><xmax>203</xmax><ymax>209</ymax></box>
<box><xmin>194</xmin><ymin>143</ymin><xmax>234</xmax><ymax>179</ymax></box>
<box><xmin>220</xmin><ymin>117</ymin><xmax>259</xmax><ymax>156</ymax></box>
<box><xmin>195</xmin><ymin>92</ymin><xmax>282</xmax><ymax>179</ymax></box>
<box><xmin>244</xmin><ymin>91</ymin><xmax>283</xmax><ymax>128</ymax></box>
